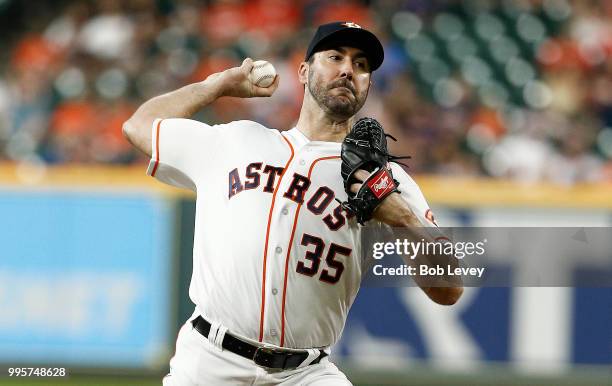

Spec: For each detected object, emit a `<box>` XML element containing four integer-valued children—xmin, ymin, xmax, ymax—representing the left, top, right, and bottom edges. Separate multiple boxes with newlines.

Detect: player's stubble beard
<box><xmin>307</xmin><ymin>68</ymin><xmax>368</xmax><ymax>120</ymax></box>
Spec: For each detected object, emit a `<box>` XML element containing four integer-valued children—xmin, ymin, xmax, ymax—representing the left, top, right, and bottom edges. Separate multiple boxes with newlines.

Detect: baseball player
<box><xmin>123</xmin><ymin>22</ymin><xmax>463</xmax><ymax>385</ymax></box>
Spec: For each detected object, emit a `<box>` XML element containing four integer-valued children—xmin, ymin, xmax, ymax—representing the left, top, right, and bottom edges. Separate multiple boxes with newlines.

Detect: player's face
<box><xmin>306</xmin><ymin>47</ymin><xmax>371</xmax><ymax>119</ymax></box>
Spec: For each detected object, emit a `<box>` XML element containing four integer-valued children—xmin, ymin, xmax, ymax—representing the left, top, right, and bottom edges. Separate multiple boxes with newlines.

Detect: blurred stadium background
<box><xmin>0</xmin><ymin>0</ymin><xmax>610</xmax><ymax>385</ymax></box>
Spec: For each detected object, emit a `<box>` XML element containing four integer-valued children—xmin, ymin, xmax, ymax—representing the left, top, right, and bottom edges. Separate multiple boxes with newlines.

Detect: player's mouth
<box><xmin>332</xmin><ymin>87</ymin><xmax>354</xmax><ymax>97</ymax></box>
<box><xmin>329</xmin><ymin>79</ymin><xmax>355</xmax><ymax>93</ymax></box>
<box><xmin>334</xmin><ymin>86</ymin><xmax>352</xmax><ymax>92</ymax></box>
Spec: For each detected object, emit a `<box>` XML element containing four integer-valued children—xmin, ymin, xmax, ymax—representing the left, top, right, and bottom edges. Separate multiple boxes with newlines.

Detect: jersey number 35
<box><xmin>296</xmin><ymin>233</ymin><xmax>351</xmax><ymax>285</ymax></box>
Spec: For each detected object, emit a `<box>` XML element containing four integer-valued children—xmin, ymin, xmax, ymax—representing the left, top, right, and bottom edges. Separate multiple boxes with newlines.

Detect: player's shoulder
<box><xmin>223</xmin><ymin>120</ymin><xmax>280</xmax><ymax>135</ymax></box>
<box><xmin>161</xmin><ymin>118</ymin><xmax>284</xmax><ymax>146</ymax></box>
<box><xmin>163</xmin><ymin>118</ymin><xmax>279</xmax><ymax>136</ymax></box>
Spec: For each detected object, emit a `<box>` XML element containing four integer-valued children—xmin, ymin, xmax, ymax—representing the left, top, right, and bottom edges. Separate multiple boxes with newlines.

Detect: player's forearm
<box><xmin>123</xmin><ymin>76</ymin><xmax>223</xmax><ymax>156</ymax></box>
<box><xmin>373</xmin><ymin>193</ymin><xmax>421</xmax><ymax>227</ymax></box>
<box><xmin>134</xmin><ymin>76</ymin><xmax>222</xmax><ymax>124</ymax></box>
<box><xmin>407</xmin><ymin>232</ymin><xmax>463</xmax><ymax>304</ymax></box>
<box><xmin>375</xmin><ymin>194</ymin><xmax>463</xmax><ymax>304</ymax></box>
<box><xmin>410</xmin><ymin>245</ymin><xmax>464</xmax><ymax>305</ymax></box>
<box><xmin>123</xmin><ymin>59</ymin><xmax>279</xmax><ymax>157</ymax></box>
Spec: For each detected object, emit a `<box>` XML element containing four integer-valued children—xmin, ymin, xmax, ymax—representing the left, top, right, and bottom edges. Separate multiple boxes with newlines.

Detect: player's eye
<box><xmin>354</xmin><ymin>59</ymin><xmax>369</xmax><ymax>70</ymax></box>
<box><xmin>329</xmin><ymin>55</ymin><xmax>341</xmax><ymax>61</ymax></box>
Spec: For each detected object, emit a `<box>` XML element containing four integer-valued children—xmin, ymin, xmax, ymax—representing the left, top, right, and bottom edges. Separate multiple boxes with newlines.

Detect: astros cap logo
<box><xmin>342</xmin><ymin>22</ymin><xmax>362</xmax><ymax>29</ymax></box>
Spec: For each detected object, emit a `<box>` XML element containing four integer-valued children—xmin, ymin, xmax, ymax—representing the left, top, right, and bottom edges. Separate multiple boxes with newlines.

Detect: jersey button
<box><xmin>271</xmin><ymin>288</ymin><xmax>278</xmax><ymax>295</ymax></box>
<box><xmin>299</xmin><ymin>159</ymin><xmax>305</xmax><ymax>166</ymax></box>
<box><xmin>270</xmin><ymin>329</ymin><xmax>277</xmax><ymax>337</ymax></box>
<box><xmin>275</xmin><ymin>246</ymin><xmax>282</xmax><ymax>254</ymax></box>
<box><xmin>281</xmin><ymin>208</ymin><xmax>288</xmax><ymax>215</ymax></box>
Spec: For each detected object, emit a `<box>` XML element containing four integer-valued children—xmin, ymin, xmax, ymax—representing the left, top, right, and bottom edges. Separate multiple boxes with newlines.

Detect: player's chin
<box><xmin>326</xmin><ymin>96</ymin><xmax>356</xmax><ymax>112</ymax></box>
<box><xmin>327</xmin><ymin>103</ymin><xmax>357</xmax><ymax>118</ymax></box>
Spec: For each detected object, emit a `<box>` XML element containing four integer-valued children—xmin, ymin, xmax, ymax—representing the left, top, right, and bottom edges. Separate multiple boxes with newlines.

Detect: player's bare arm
<box><xmin>351</xmin><ymin>170</ymin><xmax>464</xmax><ymax>305</ymax></box>
<box><xmin>122</xmin><ymin>58</ymin><xmax>280</xmax><ymax>156</ymax></box>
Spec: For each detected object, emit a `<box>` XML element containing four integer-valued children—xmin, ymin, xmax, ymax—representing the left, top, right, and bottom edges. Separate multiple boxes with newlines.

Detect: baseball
<box><xmin>248</xmin><ymin>60</ymin><xmax>277</xmax><ymax>88</ymax></box>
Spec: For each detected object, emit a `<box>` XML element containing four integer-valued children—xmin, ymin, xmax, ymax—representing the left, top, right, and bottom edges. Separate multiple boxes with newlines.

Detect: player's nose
<box><xmin>338</xmin><ymin>59</ymin><xmax>354</xmax><ymax>81</ymax></box>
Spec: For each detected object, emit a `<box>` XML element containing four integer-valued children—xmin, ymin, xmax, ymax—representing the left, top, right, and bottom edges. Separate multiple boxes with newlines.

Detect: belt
<box><xmin>191</xmin><ymin>315</ymin><xmax>328</xmax><ymax>370</ymax></box>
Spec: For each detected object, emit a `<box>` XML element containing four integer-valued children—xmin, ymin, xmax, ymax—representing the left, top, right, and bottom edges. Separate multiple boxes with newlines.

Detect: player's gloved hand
<box><xmin>339</xmin><ymin>117</ymin><xmax>409</xmax><ymax>225</ymax></box>
<box><xmin>206</xmin><ymin>58</ymin><xmax>279</xmax><ymax>99</ymax></box>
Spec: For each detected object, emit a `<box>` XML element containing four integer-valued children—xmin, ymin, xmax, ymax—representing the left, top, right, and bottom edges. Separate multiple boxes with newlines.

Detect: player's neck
<box><xmin>295</xmin><ymin>102</ymin><xmax>354</xmax><ymax>143</ymax></box>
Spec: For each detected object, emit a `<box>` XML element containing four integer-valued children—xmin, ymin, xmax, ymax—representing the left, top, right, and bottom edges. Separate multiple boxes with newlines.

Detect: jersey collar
<box><xmin>284</xmin><ymin>127</ymin><xmax>342</xmax><ymax>152</ymax></box>
<box><xmin>284</xmin><ymin>127</ymin><xmax>310</xmax><ymax>149</ymax></box>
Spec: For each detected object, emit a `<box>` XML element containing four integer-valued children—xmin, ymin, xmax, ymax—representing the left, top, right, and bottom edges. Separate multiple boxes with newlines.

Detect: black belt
<box><xmin>191</xmin><ymin>315</ymin><xmax>328</xmax><ymax>370</ymax></box>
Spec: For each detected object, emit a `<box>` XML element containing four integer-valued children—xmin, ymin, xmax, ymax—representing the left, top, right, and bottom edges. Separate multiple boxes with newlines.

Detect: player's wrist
<box><xmin>199</xmin><ymin>73</ymin><xmax>226</xmax><ymax>100</ymax></box>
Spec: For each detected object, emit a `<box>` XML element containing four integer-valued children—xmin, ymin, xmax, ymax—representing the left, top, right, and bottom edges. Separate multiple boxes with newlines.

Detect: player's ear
<box><xmin>298</xmin><ymin>62</ymin><xmax>309</xmax><ymax>85</ymax></box>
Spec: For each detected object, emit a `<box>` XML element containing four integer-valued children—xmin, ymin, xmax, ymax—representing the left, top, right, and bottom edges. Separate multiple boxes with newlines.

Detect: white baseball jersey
<box><xmin>147</xmin><ymin>118</ymin><xmax>438</xmax><ymax>349</ymax></box>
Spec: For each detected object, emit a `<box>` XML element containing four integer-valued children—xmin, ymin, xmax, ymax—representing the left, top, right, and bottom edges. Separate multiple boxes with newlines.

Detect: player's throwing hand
<box><xmin>208</xmin><ymin>58</ymin><xmax>280</xmax><ymax>99</ymax></box>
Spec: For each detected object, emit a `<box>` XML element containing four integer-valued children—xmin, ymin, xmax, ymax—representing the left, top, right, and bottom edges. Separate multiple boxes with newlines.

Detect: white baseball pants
<box><xmin>163</xmin><ymin>318</ymin><xmax>352</xmax><ymax>385</ymax></box>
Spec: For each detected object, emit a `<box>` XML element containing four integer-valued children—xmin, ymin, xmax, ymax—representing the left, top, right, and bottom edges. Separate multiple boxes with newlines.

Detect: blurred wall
<box><xmin>0</xmin><ymin>166</ymin><xmax>177</xmax><ymax>369</ymax></box>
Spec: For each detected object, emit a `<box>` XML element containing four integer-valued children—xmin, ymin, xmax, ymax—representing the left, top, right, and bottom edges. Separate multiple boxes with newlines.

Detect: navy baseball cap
<box><xmin>305</xmin><ymin>21</ymin><xmax>384</xmax><ymax>71</ymax></box>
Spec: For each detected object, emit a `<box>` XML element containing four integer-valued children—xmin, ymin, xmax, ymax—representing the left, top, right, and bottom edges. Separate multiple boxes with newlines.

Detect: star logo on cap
<box><xmin>341</xmin><ymin>22</ymin><xmax>362</xmax><ymax>29</ymax></box>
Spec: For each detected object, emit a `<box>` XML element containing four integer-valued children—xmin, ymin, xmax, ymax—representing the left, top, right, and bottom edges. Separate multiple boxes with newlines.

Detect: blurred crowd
<box><xmin>0</xmin><ymin>0</ymin><xmax>611</xmax><ymax>184</ymax></box>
